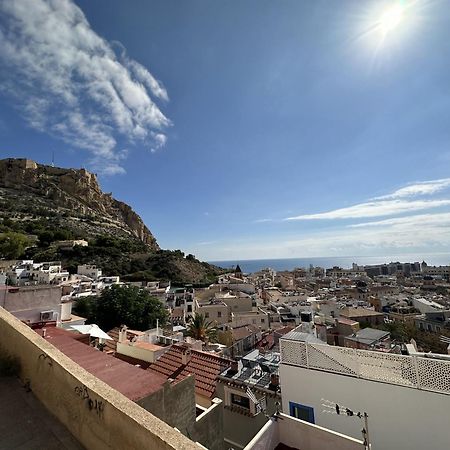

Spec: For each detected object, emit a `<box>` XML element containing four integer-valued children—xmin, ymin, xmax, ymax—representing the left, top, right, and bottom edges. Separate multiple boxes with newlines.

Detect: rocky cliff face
<box><xmin>0</xmin><ymin>158</ymin><xmax>159</xmax><ymax>250</ymax></box>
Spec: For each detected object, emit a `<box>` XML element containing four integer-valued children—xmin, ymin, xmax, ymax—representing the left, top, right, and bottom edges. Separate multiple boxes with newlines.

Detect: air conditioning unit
<box><xmin>40</xmin><ymin>311</ymin><xmax>55</xmax><ymax>322</ymax></box>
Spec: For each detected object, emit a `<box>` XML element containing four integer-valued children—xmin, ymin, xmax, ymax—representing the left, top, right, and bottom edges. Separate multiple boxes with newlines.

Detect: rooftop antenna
<box><xmin>321</xmin><ymin>399</ymin><xmax>371</xmax><ymax>449</ymax></box>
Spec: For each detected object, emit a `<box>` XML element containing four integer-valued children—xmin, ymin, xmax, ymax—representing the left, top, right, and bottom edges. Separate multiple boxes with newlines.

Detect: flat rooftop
<box><xmin>41</xmin><ymin>326</ymin><xmax>167</xmax><ymax>401</ymax></box>
<box><xmin>0</xmin><ymin>377</ymin><xmax>84</xmax><ymax>450</ymax></box>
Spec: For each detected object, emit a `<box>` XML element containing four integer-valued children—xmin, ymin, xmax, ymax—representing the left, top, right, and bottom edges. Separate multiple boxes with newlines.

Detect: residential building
<box><xmin>218</xmin><ymin>324</ymin><xmax>263</xmax><ymax>357</ymax></box>
<box><xmin>279</xmin><ymin>330</ymin><xmax>450</xmax><ymax>450</ymax></box>
<box><xmin>339</xmin><ymin>307</ymin><xmax>384</xmax><ymax>327</ymax></box>
<box><xmin>149</xmin><ymin>343</ymin><xmax>232</xmax><ymax>408</ymax></box>
<box><xmin>231</xmin><ymin>309</ymin><xmax>270</xmax><ymax>331</ymax></box>
<box><xmin>0</xmin><ymin>285</ymin><xmax>68</xmax><ymax>325</ymax></box>
<box><xmin>41</xmin><ymin>325</ymin><xmax>224</xmax><ymax>450</ymax></box>
<box><xmin>343</xmin><ymin>327</ymin><xmax>391</xmax><ymax>351</ymax></box>
<box><xmin>217</xmin><ymin>349</ymin><xmax>282</xmax><ymax>449</ymax></box>
<box><xmin>77</xmin><ymin>264</ymin><xmax>102</xmax><ymax>280</ymax></box>
<box><xmin>326</xmin><ymin>267</ymin><xmax>367</xmax><ymax>278</ymax></box>
<box><xmin>195</xmin><ymin>299</ymin><xmax>231</xmax><ymax>326</ymax></box>
<box><xmin>415</xmin><ymin>310</ymin><xmax>450</xmax><ymax>333</ymax></box>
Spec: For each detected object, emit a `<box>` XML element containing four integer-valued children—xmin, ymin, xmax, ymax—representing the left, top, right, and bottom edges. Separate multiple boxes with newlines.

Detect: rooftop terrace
<box><xmin>281</xmin><ymin>331</ymin><xmax>450</xmax><ymax>395</ymax></box>
<box><xmin>0</xmin><ymin>306</ymin><xmax>201</xmax><ymax>450</ymax></box>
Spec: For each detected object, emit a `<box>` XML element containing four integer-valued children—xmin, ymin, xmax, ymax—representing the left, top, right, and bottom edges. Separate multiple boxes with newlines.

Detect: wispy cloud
<box><xmin>376</xmin><ymin>179</ymin><xmax>450</xmax><ymax>199</ymax></box>
<box><xmin>0</xmin><ymin>0</ymin><xmax>170</xmax><ymax>174</ymax></box>
<box><xmin>285</xmin><ymin>178</ymin><xmax>450</xmax><ymax>221</ymax></box>
<box><xmin>284</xmin><ymin>199</ymin><xmax>450</xmax><ymax>221</ymax></box>
<box><xmin>349</xmin><ymin>212</ymin><xmax>450</xmax><ymax>229</ymax></box>
<box><xmin>199</xmin><ymin>212</ymin><xmax>450</xmax><ymax>260</ymax></box>
<box><xmin>254</xmin><ymin>218</ymin><xmax>274</xmax><ymax>223</ymax></box>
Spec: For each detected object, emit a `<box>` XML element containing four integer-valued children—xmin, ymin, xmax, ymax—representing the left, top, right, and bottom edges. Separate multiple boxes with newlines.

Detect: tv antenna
<box><xmin>322</xmin><ymin>399</ymin><xmax>371</xmax><ymax>449</ymax></box>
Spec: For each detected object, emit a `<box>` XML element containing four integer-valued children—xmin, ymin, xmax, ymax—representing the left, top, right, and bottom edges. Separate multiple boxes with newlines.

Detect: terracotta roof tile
<box><xmin>148</xmin><ymin>344</ymin><xmax>232</xmax><ymax>398</ymax></box>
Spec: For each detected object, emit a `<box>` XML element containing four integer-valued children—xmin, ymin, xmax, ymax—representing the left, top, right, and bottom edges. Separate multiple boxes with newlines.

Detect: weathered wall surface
<box><xmin>194</xmin><ymin>398</ymin><xmax>224</xmax><ymax>450</ymax></box>
<box><xmin>138</xmin><ymin>375</ymin><xmax>197</xmax><ymax>436</ymax></box>
<box><xmin>1</xmin><ymin>286</ymin><xmax>62</xmax><ymax>323</ymax></box>
<box><xmin>0</xmin><ymin>307</ymin><xmax>198</xmax><ymax>450</ymax></box>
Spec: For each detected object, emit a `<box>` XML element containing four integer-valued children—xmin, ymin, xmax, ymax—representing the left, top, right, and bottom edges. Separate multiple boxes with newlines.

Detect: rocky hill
<box><xmin>0</xmin><ymin>158</ymin><xmax>158</xmax><ymax>249</ymax></box>
<box><xmin>0</xmin><ymin>158</ymin><xmax>222</xmax><ymax>283</ymax></box>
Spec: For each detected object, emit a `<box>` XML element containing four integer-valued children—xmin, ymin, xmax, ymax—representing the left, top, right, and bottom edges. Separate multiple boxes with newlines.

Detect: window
<box><xmin>289</xmin><ymin>402</ymin><xmax>315</xmax><ymax>424</ymax></box>
<box><xmin>205</xmin><ymin>312</ymin><xmax>209</xmax><ymax>318</ymax></box>
<box><xmin>261</xmin><ymin>318</ymin><xmax>265</xmax><ymax>323</ymax></box>
<box><xmin>231</xmin><ymin>393</ymin><xmax>250</xmax><ymax>409</ymax></box>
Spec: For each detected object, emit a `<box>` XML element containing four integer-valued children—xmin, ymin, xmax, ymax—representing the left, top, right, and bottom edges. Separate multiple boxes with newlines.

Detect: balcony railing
<box><xmin>280</xmin><ymin>338</ymin><xmax>450</xmax><ymax>395</ymax></box>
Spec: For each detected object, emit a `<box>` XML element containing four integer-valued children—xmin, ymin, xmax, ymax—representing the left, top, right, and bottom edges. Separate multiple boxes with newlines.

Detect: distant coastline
<box><xmin>209</xmin><ymin>254</ymin><xmax>450</xmax><ymax>274</ymax></box>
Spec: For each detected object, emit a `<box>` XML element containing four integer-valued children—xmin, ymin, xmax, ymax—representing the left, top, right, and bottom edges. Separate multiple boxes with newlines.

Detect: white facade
<box><xmin>77</xmin><ymin>264</ymin><xmax>102</xmax><ymax>280</ymax></box>
<box><xmin>244</xmin><ymin>413</ymin><xmax>365</xmax><ymax>450</ymax></box>
<box><xmin>279</xmin><ymin>338</ymin><xmax>450</xmax><ymax>450</ymax></box>
<box><xmin>231</xmin><ymin>309</ymin><xmax>269</xmax><ymax>331</ymax></box>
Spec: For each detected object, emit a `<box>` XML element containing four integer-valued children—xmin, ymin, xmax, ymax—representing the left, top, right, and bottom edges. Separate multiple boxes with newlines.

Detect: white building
<box><xmin>279</xmin><ymin>331</ymin><xmax>450</xmax><ymax>450</ymax></box>
<box><xmin>77</xmin><ymin>264</ymin><xmax>102</xmax><ymax>280</ymax></box>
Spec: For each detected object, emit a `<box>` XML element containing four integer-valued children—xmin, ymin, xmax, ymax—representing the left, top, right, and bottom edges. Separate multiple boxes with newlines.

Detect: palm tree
<box><xmin>187</xmin><ymin>313</ymin><xmax>217</xmax><ymax>343</ymax></box>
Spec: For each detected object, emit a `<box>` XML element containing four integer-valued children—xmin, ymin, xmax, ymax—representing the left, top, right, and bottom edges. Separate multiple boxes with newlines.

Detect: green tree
<box><xmin>0</xmin><ymin>232</ymin><xmax>30</xmax><ymax>259</ymax></box>
<box><xmin>91</xmin><ymin>285</ymin><xmax>168</xmax><ymax>331</ymax></box>
<box><xmin>187</xmin><ymin>313</ymin><xmax>217</xmax><ymax>343</ymax></box>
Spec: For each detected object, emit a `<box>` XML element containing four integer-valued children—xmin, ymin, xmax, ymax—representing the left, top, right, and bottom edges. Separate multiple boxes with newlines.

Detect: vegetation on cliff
<box><xmin>0</xmin><ymin>158</ymin><xmax>224</xmax><ymax>283</ymax></box>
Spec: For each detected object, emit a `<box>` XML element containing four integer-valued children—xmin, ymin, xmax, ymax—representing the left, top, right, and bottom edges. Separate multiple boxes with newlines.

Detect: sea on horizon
<box><xmin>209</xmin><ymin>254</ymin><xmax>450</xmax><ymax>274</ymax></box>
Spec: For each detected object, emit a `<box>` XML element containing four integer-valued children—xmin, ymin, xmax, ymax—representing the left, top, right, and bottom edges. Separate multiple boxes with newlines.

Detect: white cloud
<box><xmin>349</xmin><ymin>212</ymin><xmax>450</xmax><ymax>229</ymax></box>
<box><xmin>254</xmin><ymin>218</ymin><xmax>274</xmax><ymax>223</ymax></box>
<box><xmin>0</xmin><ymin>0</ymin><xmax>170</xmax><ymax>174</ymax></box>
<box><xmin>377</xmin><ymin>179</ymin><xmax>450</xmax><ymax>199</ymax></box>
<box><xmin>284</xmin><ymin>199</ymin><xmax>450</xmax><ymax>221</ymax></box>
<box><xmin>198</xmin><ymin>211</ymin><xmax>450</xmax><ymax>260</ymax></box>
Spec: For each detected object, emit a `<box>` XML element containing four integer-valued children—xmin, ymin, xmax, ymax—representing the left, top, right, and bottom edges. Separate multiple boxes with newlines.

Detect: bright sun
<box><xmin>379</xmin><ymin>4</ymin><xmax>405</xmax><ymax>34</ymax></box>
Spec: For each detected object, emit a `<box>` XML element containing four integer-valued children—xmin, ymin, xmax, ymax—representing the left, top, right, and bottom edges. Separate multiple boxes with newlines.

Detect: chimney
<box><xmin>118</xmin><ymin>325</ymin><xmax>128</xmax><ymax>343</ymax></box>
<box><xmin>42</xmin><ymin>328</ymin><xmax>47</xmax><ymax>338</ymax></box>
<box><xmin>269</xmin><ymin>373</ymin><xmax>279</xmax><ymax>391</ymax></box>
<box><xmin>227</xmin><ymin>360</ymin><xmax>239</xmax><ymax>376</ymax></box>
<box><xmin>181</xmin><ymin>347</ymin><xmax>191</xmax><ymax>365</ymax></box>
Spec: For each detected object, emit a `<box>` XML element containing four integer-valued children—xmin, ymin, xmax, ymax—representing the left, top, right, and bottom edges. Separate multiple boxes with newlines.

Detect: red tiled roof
<box><xmin>148</xmin><ymin>344</ymin><xmax>232</xmax><ymax>398</ymax></box>
<box><xmin>40</xmin><ymin>327</ymin><xmax>166</xmax><ymax>401</ymax></box>
<box><xmin>114</xmin><ymin>353</ymin><xmax>151</xmax><ymax>370</ymax></box>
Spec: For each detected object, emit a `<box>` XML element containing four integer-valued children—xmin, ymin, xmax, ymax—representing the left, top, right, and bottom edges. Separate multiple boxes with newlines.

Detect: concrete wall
<box><xmin>216</xmin><ymin>381</ymin><xmax>281</xmax><ymax>449</ymax></box>
<box><xmin>116</xmin><ymin>341</ymin><xmax>166</xmax><ymax>363</ymax></box>
<box><xmin>138</xmin><ymin>375</ymin><xmax>197</xmax><ymax>436</ymax></box>
<box><xmin>243</xmin><ymin>420</ymin><xmax>279</xmax><ymax>450</ymax></box>
<box><xmin>231</xmin><ymin>311</ymin><xmax>269</xmax><ymax>331</ymax></box>
<box><xmin>221</xmin><ymin>296</ymin><xmax>253</xmax><ymax>313</ymax></box>
<box><xmin>277</xmin><ymin>413</ymin><xmax>364</xmax><ymax>450</ymax></box>
<box><xmin>244</xmin><ymin>414</ymin><xmax>364</xmax><ymax>450</ymax></box>
<box><xmin>280</xmin><ymin>364</ymin><xmax>450</xmax><ymax>450</ymax></box>
<box><xmin>0</xmin><ymin>306</ymin><xmax>199</xmax><ymax>450</ymax></box>
<box><xmin>194</xmin><ymin>398</ymin><xmax>224</xmax><ymax>450</ymax></box>
<box><xmin>1</xmin><ymin>286</ymin><xmax>62</xmax><ymax>323</ymax></box>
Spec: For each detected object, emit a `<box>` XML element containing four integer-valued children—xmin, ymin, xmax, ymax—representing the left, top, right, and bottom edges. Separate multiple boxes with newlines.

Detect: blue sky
<box><xmin>1</xmin><ymin>0</ymin><xmax>450</xmax><ymax>261</ymax></box>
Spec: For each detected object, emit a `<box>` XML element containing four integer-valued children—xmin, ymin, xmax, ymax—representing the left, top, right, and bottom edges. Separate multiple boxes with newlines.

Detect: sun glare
<box><xmin>379</xmin><ymin>4</ymin><xmax>405</xmax><ymax>34</ymax></box>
